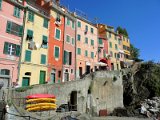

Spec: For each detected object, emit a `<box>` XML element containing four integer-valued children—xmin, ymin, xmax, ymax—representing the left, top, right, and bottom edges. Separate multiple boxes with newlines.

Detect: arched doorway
<box><xmin>70</xmin><ymin>91</ymin><xmax>77</xmax><ymax>111</ymax></box>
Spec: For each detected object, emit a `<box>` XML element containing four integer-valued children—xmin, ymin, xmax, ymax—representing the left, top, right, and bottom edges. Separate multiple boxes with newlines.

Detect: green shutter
<box><xmin>91</xmin><ymin>52</ymin><xmax>94</xmax><ymax>59</ymax></box>
<box><xmin>13</xmin><ymin>7</ymin><xmax>17</xmax><ymax>17</ymax></box>
<box><xmin>22</xmin><ymin>78</ymin><xmax>29</xmax><ymax>86</ymax></box>
<box><xmin>85</xmin><ymin>25</ymin><xmax>88</xmax><ymax>31</ymax></box>
<box><xmin>28</xmin><ymin>11</ymin><xmax>34</xmax><ymax>22</ymax></box>
<box><xmin>14</xmin><ymin>7</ymin><xmax>20</xmax><ymax>18</ymax></box>
<box><xmin>72</xmin><ymin>38</ymin><xmax>75</xmax><ymax>45</ymax></box>
<box><xmin>41</xmin><ymin>54</ymin><xmax>46</xmax><ymax>64</ymax></box>
<box><xmin>110</xmin><ymin>42</ymin><xmax>112</xmax><ymax>48</ymax></box>
<box><xmin>91</xmin><ymin>39</ymin><xmax>94</xmax><ymax>46</ymax></box>
<box><xmin>66</xmin><ymin>35</ymin><xmax>70</xmax><ymax>43</ymax></box>
<box><xmin>0</xmin><ymin>0</ymin><xmax>2</xmax><ymax>10</ymax></box>
<box><xmin>3</xmin><ymin>42</ymin><xmax>9</xmax><ymax>54</ymax></box>
<box><xmin>91</xmin><ymin>28</ymin><xmax>94</xmax><ymax>34</ymax></box>
<box><xmin>43</xmin><ymin>18</ymin><xmax>48</xmax><ymax>28</ymax></box>
<box><xmin>19</xmin><ymin>26</ymin><xmax>23</xmax><ymax>37</ymax></box>
<box><xmin>55</xmin><ymin>29</ymin><xmax>60</xmax><ymax>39</ymax></box>
<box><xmin>72</xmin><ymin>21</ymin><xmax>75</xmax><ymax>29</ymax></box>
<box><xmin>27</xmin><ymin>29</ymin><xmax>33</xmax><ymax>37</ymax></box>
<box><xmin>63</xmin><ymin>51</ymin><xmax>67</xmax><ymax>64</ymax></box>
<box><xmin>77</xmin><ymin>21</ymin><xmax>81</xmax><ymax>28</ymax></box>
<box><xmin>67</xmin><ymin>18</ymin><xmax>70</xmax><ymax>25</ymax></box>
<box><xmin>43</xmin><ymin>35</ymin><xmax>48</xmax><ymax>42</ymax></box>
<box><xmin>77</xmin><ymin>34</ymin><xmax>81</xmax><ymax>41</ymax></box>
<box><xmin>39</xmin><ymin>71</ymin><xmax>46</xmax><ymax>84</ymax></box>
<box><xmin>85</xmin><ymin>37</ymin><xmax>88</xmax><ymax>44</ymax></box>
<box><xmin>85</xmin><ymin>50</ymin><xmax>88</xmax><ymax>57</ymax></box>
<box><xmin>25</xmin><ymin>50</ymin><xmax>31</xmax><ymax>62</ymax></box>
<box><xmin>55</xmin><ymin>47</ymin><xmax>59</xmax><ymax>58</ymax></box>
<box><xmin>16</xmin><ymin>45</ymin><xmax>20</xmax><ymax>56</ymax></box>
<box><xmin>77</xmin><ymin>48</ymin><xmax>81</xmax><ymax>55</ymax></box>
<box><xmin>99</xmin><ymin>38</ymin><xmax>103</xmax><ymax>44</ymax></box>
<box><xmin>115</xmin><ymin>44</ymin><xmax>118</xmax><ymax>50</ymax></box>
<box><xmin>6</xmin><ymin>21</ymin><xmax>12</xmax><ymax>33</ymax></box>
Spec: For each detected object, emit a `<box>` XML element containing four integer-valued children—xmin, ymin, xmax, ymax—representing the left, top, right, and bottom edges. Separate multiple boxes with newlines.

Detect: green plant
<box><xmin>15</xmin><ymin>86</ymin><xmax>33</xmax><ymax>92</ymax></box>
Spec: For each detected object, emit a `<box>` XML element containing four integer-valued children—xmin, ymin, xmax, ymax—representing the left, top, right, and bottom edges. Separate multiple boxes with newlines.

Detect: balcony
<box><xmin>98</xmin><ymin>43</ymin><xmax>104</xmax><ymax>48</ymax></box>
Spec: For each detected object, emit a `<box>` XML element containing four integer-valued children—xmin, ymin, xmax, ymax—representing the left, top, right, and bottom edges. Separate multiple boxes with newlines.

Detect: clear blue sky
<box><xmin>60</xmin><ymin>0</ymin><xmax>160</xmax><ymax>62</ymax></box>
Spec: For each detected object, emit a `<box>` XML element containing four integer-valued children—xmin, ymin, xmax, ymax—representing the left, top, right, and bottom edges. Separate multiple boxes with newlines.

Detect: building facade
<box><xmin>0</xmin><ymin>0</ymin><xmax>24</xmax><ymax>87</ymax></box>
<box><xmin>19</xmin><ymin>1</ymin><xmax>50</xmax><ymax>86</ymax></box>
<box><xmin>107</xmin><ymin>25</ymin><xmax>121</xmax><ymax>70</ymax></box>
<box><xmin>98</xmin><ymin>24</ymin><xmax>111</xmax><ymax>69</ymax></box>
<box><xmin>47</xmin><ymin>4</ymin><xmax>65</xmax><ymax>83</ymax></box>
<box><xmin>76</xmin><ymin>17</ymin><xmax>98</xmax><ymax>78</ymax></box>
<box><xmin>63</xmin><ymin>15</ymin><xmax>76</xmax><ymax>82</ymax></box>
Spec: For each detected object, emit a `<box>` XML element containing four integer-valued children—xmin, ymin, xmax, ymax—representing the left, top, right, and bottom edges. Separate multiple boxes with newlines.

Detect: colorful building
<box><xmin>106</xmin><ymin>25</ymin><xmax>121</xmax><ymax>70</ymax></box>
<box><xmin>98</xmin><ymin>24</ymin><xmax>111</xmax><ymax>69</ymax></box>
<box><xmin>19</xmin><ymin>1</ymin><xmax>50</xmax><ymax>86</ymax></box>
<box><xmin>63</xmin><ymin>14</ymin><xmax>76</xmax><ymax>82</ymax></box>
<box><xmin>0</xmin><ymin>0</ymin><xmax>24</xmax><ymax>87</ymax></box>
<box><xmin>76</xmin><ymin>16</ymin><xmax>98</xmax><ymax>78</ymax></box>
<box><xmin>47</xmin><ymin>3</ymin><xmax>65</xmax><ymax>83</ymax></box>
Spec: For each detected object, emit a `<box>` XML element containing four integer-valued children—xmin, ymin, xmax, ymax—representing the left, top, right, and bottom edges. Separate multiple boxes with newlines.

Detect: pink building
<box><xmin>63</xmin><ymin>15</ymin><xmax>76</xmax><ymax>82</ymax></box>
<box><xmin>0</xmin><ymin>0</ymin><xmax>24</xmax><ymax>87</ymax></box>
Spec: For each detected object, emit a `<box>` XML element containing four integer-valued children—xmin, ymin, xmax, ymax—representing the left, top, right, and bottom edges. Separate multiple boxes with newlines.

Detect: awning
<box><xmin>96</xmin><ymin>62</ymin><xmax>107</xmax><ymax>66</ymax></box>
<box><xmin>100</xmin><ymin>58</ymin><xmax>108</xmax><ymax>64</ymax></box>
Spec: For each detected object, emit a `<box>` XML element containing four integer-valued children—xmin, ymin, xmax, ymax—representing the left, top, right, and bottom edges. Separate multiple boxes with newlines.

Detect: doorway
<box><xmin>111</xmin><ymin>63</ymin><xmax>114</xmax><ymax>70</ymax></box>
<box><xmin>22</xmin><ymin>77</ymin><xmax>30</xmax><ymax>87</ymax></box>
<box><xmin>79</xmin><ymin>67</ymin><xmax>82</xmax><ymax>78</ymax></box>
<box><xmin>51</xmin><ymin>69</ymin><xmax>56</xmax><ymax>83</ymax></box>
<box><xmin>70</xmin><ymin>91</ymin><xmax>77</xmax><ymax>111</ymax></box>
<box><xmin>39</xmin><ymin>71</ymin><xmax>46</xmax><ymax>84</ymax></box>
<box><xmin>86</xmin><ymin>65</ymin><xmax>90</xmax><ymax>74</ymax></box>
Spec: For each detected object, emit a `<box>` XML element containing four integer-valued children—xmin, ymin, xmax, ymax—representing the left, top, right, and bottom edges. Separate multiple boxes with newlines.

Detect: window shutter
<box><xmin>41</xmin><ymin>54</ymin><xmax>46</xmax><ymax>64</ymax></box>
<box><xmin>99</xmin><ymin>38</ymin><xmax>103</xmax><ymax>44</ymax></box>
<box><xmin>0</xmin><ymin>0</ymin><xmax>2</xmax><ymax>10</ymax></box>
<box><xmin>69</xmin><ymin>52</ymin><xmax>72</xmax><ymax>65</ymax></box>
<box><xmin>19</xmin><ymin>26</ymin><xmax>23</xmax><ymax>37</ymax></box>
<box><xmin>72</xmin><ymin>38</ymin><xmax>74</xmax><ymax>45</ymax></box>
<box><xmin>91</xmin><ymin>40</ymin><xmax>94</xmax><ymax>46</ymax></box>
<box><xmin>6</xmin><ymin>21</ymin><xmax>12</xmax><ymax>33</ymax></box>
<box><xmin>16</xmin><ymin>45</ymin><xmax>20</xmax><ymax>56</ymax></box>
<box><xmin>43</xmin><ymin>19</ymin><xmax>48</xmax><ymax>28</ymax></box>
<box><xmin>43</xmin><ymin>35</ymin><xmax>48</xmax><ymax>42</ymax></box>
<box><xmin>56</xmin><ymin>29</ymin><xmax>60</xmax><ymax>39</ymax></box>
<box><xmin>17</xmin><ymin>8</ymin><xmax>20</xmax><ymax>18</ymax></box>
<box><xmin>13</xmin><ymin>7</ymin><xmax>17</xmax><ymax>16</ymax></box>
<box><xmin>55</xmin><ymin>47</ymin><xmax>59</xmax><ymax>58</ymax></box>
<box><xmin>3</xmin><ymin>42</ymin><xmax>9</xmax><ymax>54</ymax></box>
<box><xmin>25</xmin><ymin>50</ymin><xmax>31</xmax><ymax>62</ymax></box>
<box><xmin>63</xmin><ymin>51</ymin><xmax>67</xmax><ymax>64</ymax></box>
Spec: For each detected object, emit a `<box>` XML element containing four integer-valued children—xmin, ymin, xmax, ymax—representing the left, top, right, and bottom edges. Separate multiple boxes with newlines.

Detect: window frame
<box><xmin>55</xmin><ymin>28</ymin><xmax>61</xmax><ymax>40</ymax></box>
<box><xmin>54</xmin><ymin>46</ymin><xmax>60</xmax><ymax>59</ymax></box>
<box><xmin>13</xmin><ymin>6</ymin><xmax>21</xmax><ymax>18</ymax></box>
<box><xmin>43</xmin><ymin>18</ymin><xmax>48</xmax><ymax>28</ymax></box>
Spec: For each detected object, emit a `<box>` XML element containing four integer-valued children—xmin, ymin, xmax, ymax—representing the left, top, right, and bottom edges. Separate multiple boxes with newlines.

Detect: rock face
<box><xmin>122</xmin><ymin>62</ymin><xmax>160</xmax><ymax>117</ymax></box>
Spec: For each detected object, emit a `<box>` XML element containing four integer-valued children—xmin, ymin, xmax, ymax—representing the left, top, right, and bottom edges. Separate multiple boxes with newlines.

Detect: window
<box><xmin>91</xmin><ymin>52</ymin><xmax>94</xmax><ymax>59</ymax></box>
<box><xmin>67</xmin><ymin>18</ymin><xmax>70</xmax><ymax>25</ymax></box>
<box><xmin>99</xmin><ymin>38</ymin><xmax>103</xmax><ymax>45</ymax></box>
<box><xmin>85</xmin><ymin>50</ymin><xmax>88</xmax><ymax>57</ymax></box>
<box><xmin>85</xmin><ymin>25</ymin><xmax>88</xmax><ymax>32</ymax></box>
<box><xmin>3</xmin><ymin>42</ymin><xmax>20</xmax><ymax>56</ymax></box>
<box><xmin>0</xmin><ymin>69</ymin><xmax>10</xmax><ymax>75</ymax></box>
<box><xmin>26</xmin><ymin>29</ymin><xmax>33</xmax><ymax>41</ymax></box>
<box><xmin>64</xmin><ymin>51</ymin><xmax>72</xmax><ymax>65</ymax></box>
<box><xmin>91</xmin><ymin>28</ymin><xmax>94</xmax><ymax>34</ymax></box>
<box><xmin>72</xmin><ymin>38</ymin><xmax>75</xmax><ymax>45</ymax></box>
<box><xmin>55</xmin><ymin>28</ymin><xmax>61</xmax><ymax>40</ymax></box>
<box><xmin>77</xmin><ymin>48</ymin><xmax>81</xmax><ymax>55</ymax></box>
<box><xmin>42</xmin><ymin>35</ymin><xmax>48</xmax><ymax>48</ymax></box>
<box><xmin>43</xmin><ymin>18</ymin><xmax>48</xmax><ymax>28</ymax></box>
<box><xmin>117</xmin><ymin>53</ymin><xmax>120</xmax><ymax>58</ymax></box>
<box><xmin>0</xmin><ymin>0</ymin><xmax>2</xmax><ymax>10</ymax></box>
<box><xmin>41</xmin><ymin>54</ymin><xmax>46</xmax><ymax>64</ymax></box>
<box><xmin>77</xmin><ymin>34</ymin><xmax>81</xmax><ymax>41</ymax></box>
<box><xmin>72</xmin><ymin>21</ymin><xmax>75</xmax><ymax>29</ymax></box>
<box><xmin>77</xmin><ymin>21</ymin><xmax>81</xmax><ymax>28</ymax></box>
<box><xmin>85</xmin><ymin>37</ymin><xmax>88</xmax><ymax>44</ymax></box>
<box><xmin>58</xmin><ymin>71</ymin><xmax>61</xmax><ymax>78</ymax></box>
<box><xmin>71</xmin><ymin>69</ymin><xmax>73</xmax><ymax>74</ymax></box>
<box><xmin>66</xmin><ymin>35</ymin><xmax>70</xmax><ymax>43</ymax></box>
<box><xmin>109</xmin><ymin>42</ymin><xmax>112</xmax><ymax>48</ymax></box>
<box><xmin>54</xmin><ymin>46</ymin><xmax>60</xmax><ymax>59</ymax></box>
<box><xmin>123</xmin><ymin>45</ymin><xmax>126</xmax><ymax>50</ymax></box>
<box><xmin>6</xmin><ymin>21</ymin><xmax>23</xmax><ymax>37</ymax></box>
<box><xmin>109</xmin><ymin>32</ymin><xmax>111</xmax><ymax>38</ymax></box>
<box><xmin>91</xmin><ymin>39</ymin><xmax>94</xmax><ymax>46</ymax></box>
<box><xmin>28</xmin><ymin>11</ymin><xmax>34</xmax><ymax>22</ymax></box>
<box><xmin>118</xmin><ymin>39</ymin><xmax>121</xmax><ymax>45</ymax></box>
<box><xmin>114</xmin><ymin>53</ymin><xmax>117</xmax><ymax>58</ymax></box>
<box><xmin>110</xmin><ymin>51</ymin><xmax>113</xmax><ymax>57</ymax></box>
<box><xmin>115</xmin><ymin>44</ymin><xmax>118</xmax><ymax>50</ymax></box>
<box><xmin>25</xmin><ymin>50</ymin><xmax>31</xmax><ymax>62</ymax></box>
<box><xmin>115</xmin><ymin>35</ymin><xmax>117</xmax><ymax>40</ymax></box>
<box><xmin>13</xmin><ymin>6</ymin><xmax>20</xmax><ymax>18</ymax></box>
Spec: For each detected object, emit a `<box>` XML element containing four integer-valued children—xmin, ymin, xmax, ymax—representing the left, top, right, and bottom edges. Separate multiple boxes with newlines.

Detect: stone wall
<box><xmin>10</xmin><ymin>70</ymin><xmax>123</xmax><ymax>116</ymax></box>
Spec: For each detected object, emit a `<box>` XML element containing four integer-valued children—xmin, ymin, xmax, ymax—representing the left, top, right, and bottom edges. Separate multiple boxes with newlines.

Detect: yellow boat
<box><xmin>26</xmin><ymin>103</ymin><xmax>57</xmax><ymax>109</ymax></box>
<box><xmin>27</xmin><ymin>105</ymin><xmax>56</xmax><ymax>112</ymax></box>
<box><xmin>26</xmin><ymin>98</ymin><xmax>57</xmax><ymax>103</ymax></box>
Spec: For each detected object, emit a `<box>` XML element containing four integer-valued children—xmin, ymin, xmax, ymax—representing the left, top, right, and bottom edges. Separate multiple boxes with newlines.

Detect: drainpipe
<box><xmin>17</xmin><ymin>5</ymin><xmax>27</xmax><ymax>86</ymax></box>
<box><xmin>61</xmin><ymin>15</ymin><xmax>66</xmax><ymax>82</ymax></box>
<box><xmin>75</xmin><ymin>18</ymin><xmax>77</xmax><ymax>80</ymax></box>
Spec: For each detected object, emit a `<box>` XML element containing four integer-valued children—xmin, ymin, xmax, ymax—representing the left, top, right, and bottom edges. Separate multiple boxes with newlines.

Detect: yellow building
<box><xmin>107</xmin><ymin>25</ymin><xmax>121</xmax><ymax>70</ymax></box>
<box><xmin>121</xmin><ymin>35</ymin><xmax>131</xmax><ymax>60</ymax></box>
<box><xmin>18</xmin><ymin>3</ymin><xmax>50</xmax><ymax>86</ymax></box>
